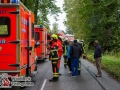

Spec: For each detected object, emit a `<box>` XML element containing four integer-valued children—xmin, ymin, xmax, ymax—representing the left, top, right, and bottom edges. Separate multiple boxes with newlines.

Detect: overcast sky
<box><xmin>48</xmin><ymin>0</ymin><xmax>66</xmax><ymax>32</ymax></box>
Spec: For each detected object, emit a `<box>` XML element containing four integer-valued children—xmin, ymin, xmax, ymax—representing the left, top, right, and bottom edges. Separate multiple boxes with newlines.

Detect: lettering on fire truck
<box><xmin>0</xmin><ymin>39</ymin><xmax>6</xmax><ymax>44</ymax></box>
<box><xmin>22</xmin><ymin>17</ymin><xmax>27</xmax><ymax>26</ymax></box>
<box><xmin>0</xmin><ymin>10</ymin><xmax>6</xmax><ymax>14</ymax></box>
<box><xmin>22</xmin><ymin>17</ymin><xmax>27</xmax><ymax>33</ymax></box>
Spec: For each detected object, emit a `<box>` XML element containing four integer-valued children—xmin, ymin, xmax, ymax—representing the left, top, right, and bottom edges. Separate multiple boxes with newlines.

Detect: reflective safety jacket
<box><xmin>49</xmin><ymin>41</ymin><xmax>59</xmax><ymax>60</ymax></box>
<box><xmin>63</xmin><ymin>44</ymin><xmax>67</xmax><ymax>56</ymax></box>
<box><xmin>57</xmin><ymin>39</ymin><xmax>63</xmax><ymax>52</ymax></box>
<box><xmin>57</xmin><ymin>39</ymin><xmax>63</xmax><ymax>57</ymax></box>
<box><xmin>80</xmin><ymin>41</ymin><xmax>85</xmax><ymax>53</ymax></box>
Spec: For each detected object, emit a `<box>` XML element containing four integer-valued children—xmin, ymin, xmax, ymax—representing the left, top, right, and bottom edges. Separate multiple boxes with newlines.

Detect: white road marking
<box><xmin>40</xmin><ymin>79</ymin><xmax>47</xmax><ymax>90</ymax></box>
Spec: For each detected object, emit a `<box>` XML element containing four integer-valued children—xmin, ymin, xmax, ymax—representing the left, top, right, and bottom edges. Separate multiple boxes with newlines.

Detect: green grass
<box><xmin>86</xmin><ymin>51</ymin><xmax>120</xmax><ymax>81</ymax></box>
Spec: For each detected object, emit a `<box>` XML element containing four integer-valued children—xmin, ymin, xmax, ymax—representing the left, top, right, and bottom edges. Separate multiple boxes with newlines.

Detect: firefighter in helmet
<box><xmin>57</xmin><ymin>35</ymin><xmax>63</xmax><ymax>74</ymax></box>
<box><xmin>63</xmin><ymin>37</ymin><xmax>68</xmax><ymax>68</ymax></box>
<box><xmin>76</xmin><ymin>39</ymin><xmax>84</xmax><ymax>75</ymax></box>
<box><xmin>49</xmin><ymin>34</ymin><xmax>59</xmax><ymax>82</ymax></box>
<box><xmin>80</xmin><ymin>40</ymin><xmax>86</xmax><ymax>58</ymax></box>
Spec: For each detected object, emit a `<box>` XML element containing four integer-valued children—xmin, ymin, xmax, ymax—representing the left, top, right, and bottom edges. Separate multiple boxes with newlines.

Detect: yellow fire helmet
<box><xmin>51</xmin><ymin>34</ymin><xmax>58</xmax><ymax>40</ymax></box>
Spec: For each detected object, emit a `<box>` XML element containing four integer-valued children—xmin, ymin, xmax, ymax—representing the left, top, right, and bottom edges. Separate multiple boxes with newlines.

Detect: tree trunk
<box><xmin>103</xmin><ymin>27</ymin><xmax>112</xmax><ymax>52</ymax></box>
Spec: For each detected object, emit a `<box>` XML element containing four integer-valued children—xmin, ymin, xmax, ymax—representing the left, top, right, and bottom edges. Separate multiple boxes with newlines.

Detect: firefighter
<box><xmin>49</xmin><ymin>34</ymin><xmax>59</xmax><ymax>82</ymax></box>
<box><xmin>63</xmin><ymin>38</ymin><xmax>68</xmax><ymax>68</ymax></box>
<box><xmin>57</xmin><ymin>35</ymin><xmax>63</xmax><ymax>73</ymax></box>
<box><xmin>76</xmin><ymin>39</ymin><xmax>84</xmax><ymax>75</ymax></box>
<box><xmin>80</xmin><ymin>40</ymin><xmax>86</xmax><ymax>58</ymax></box>
<box><xmin>46</xmin><ymin>34</ymin><xmax>52</xmax><ymax>60</ymax></box>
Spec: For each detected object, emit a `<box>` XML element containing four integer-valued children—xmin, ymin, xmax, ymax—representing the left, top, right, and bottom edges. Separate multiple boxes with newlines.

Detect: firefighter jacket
<box><xmin>63</xmin><ymin>41</ymin><xmax>68</xmax><ymax>56</ymax></box>
<box><xmin>57</xmin><ymin>39</ymin><xmax>63</xmax><ymax>57</ymax></box>
<box><xmin>80</xmin><ymin>41</ymin><xmax>85</xmax><ymax>53</ymax></box>
<box><xmin>49</xmin><ymin>41</ymin><xmax>59</xmax><ymax>60</ymax></box>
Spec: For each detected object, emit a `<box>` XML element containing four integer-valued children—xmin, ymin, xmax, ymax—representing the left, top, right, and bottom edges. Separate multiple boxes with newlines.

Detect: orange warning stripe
<box><xmin>1</xmin><ymin>0</ymin><xmax>10</xmax><ymax>3</ymax></box>
<box><xmin>4</xmin><ymin>0</ymin><xmax>7</xmax><ymax>3</ymax></box>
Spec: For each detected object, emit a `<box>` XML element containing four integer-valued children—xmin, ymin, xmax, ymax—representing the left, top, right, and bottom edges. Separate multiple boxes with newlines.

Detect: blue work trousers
<box><xmin>71</xmin><ymin>57</ymin><xmax>79</xmax><ymax>76</ymax></box>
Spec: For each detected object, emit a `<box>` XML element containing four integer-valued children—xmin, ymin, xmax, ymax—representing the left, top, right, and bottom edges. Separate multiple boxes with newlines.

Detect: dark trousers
<box><xmin>67</xmin><ymin>58</ymin><xmax>72</xmax><ymax>71</ymax></box>
<box><xmin>63</xmin><ymin>56</ymin><xmax>67</xmax><ymax>68</ymax></box>
<box><xmin>78</xmin><ymin>58</ymin><xmax>81</xmax><ymax>75</ymax></box>
<box><xmin>51</xmin><ymin>60</ymin><xmax>59</xmax><ymax>79</ymax></box>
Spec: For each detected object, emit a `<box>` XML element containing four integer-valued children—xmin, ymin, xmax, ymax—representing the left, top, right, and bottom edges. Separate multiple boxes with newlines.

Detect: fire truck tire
<box><xmin>20</xmin><ymin>86</ymin><xmax>26</xmax><ymax>89</ymax></box>
<box><xmin>34</xmin><ymin>65</ymin><xmax>37</xmax><ymax>71</ymax></box>
<box><xmin>3</xmin><ymin>86</ymin><xmax>21</xmax><ymax>90</ymax></box>
<box><xmin>37</xmin><ymin>60</ymin><xmax>41</xmax><ymax>64</ymax></box>
<box><xmin>26</xmin><ymin>67</ymin><xmax>31</xmax><ymax>77</ymax></box>
<box><xmin>43</xmin><ymin>58</ymin><xmax>45</xmax><ymax>61</ymax></box>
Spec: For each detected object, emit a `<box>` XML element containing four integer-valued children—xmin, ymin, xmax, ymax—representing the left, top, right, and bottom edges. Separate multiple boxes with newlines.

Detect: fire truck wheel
<box><xmin>43</xmin><ymin>58</ymin><xmax>45</xmax><ymax>61</ymax></box>
<box><xmin>37</xmin><ymin>60</ymin><xmax>40</xmax><ymax>64</ymax></box>
<box><xmin>20</xmin><ymin>86</ymin><xmax>26</xmax><ymax>89</ymax></box>
<box><xmin>34</xmin><ymin>65</ymin><xmax>37</xmax><ymax>71</ymax></box>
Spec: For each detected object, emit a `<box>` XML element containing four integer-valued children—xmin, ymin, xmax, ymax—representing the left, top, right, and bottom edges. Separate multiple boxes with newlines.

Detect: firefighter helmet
<box><xmin>51</xmin><ymin>34</ymin><xmax>58</xmax><ymax>40</ymax></box>
<box><xmin>59</xmin><ymin>36</ymin><xmax>64</xmax><ymax>41</ymax></box>
<box><xmin>64</xmin><ymin>37</ymin><xmax>68</xmax><ymax>41</ymax></box>
<box><xmin>76</xmin><ymin>39</ymin><xmax>80</xmax><ymax>43</ymax></box>
<box><xmin>81</xmin><ymin>40</ymin><xmax>84</xmax><ymax>42</ymax></box>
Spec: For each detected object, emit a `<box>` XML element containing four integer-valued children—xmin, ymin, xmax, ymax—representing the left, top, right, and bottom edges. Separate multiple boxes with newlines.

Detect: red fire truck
<box><xmin>0</xmin><ymin>0</ymin><xmax>37</xmax><ymax>77</ymax></box>
<box><xmin>34</xmin><ymin>25</ymin><xmax>48</xmax><ymax>61</ymax></box>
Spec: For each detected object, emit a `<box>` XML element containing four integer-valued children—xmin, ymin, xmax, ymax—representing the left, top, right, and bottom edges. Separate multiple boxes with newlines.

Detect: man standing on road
<box><xmin>94</xmin><ymin>40</ymin><xmax>102</xmax><ymax>77</ymax></box>
<box><xmin>70</xmin><ymin>40</ymin><xmax>82</xmax><ymax>77</ymax></box>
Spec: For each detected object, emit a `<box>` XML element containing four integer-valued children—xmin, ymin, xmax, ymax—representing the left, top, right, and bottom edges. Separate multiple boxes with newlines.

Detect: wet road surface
<box><xmin>0</xmin><ymin>57</ymin><xmax>120</xmax><ymax>90</ymax></box>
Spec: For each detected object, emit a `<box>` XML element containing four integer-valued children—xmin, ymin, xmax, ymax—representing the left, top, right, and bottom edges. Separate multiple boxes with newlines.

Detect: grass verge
<box><xmin>86</xmin><ymin>51</ymin><xmax>120</xmax><ymax>82</ymax></box>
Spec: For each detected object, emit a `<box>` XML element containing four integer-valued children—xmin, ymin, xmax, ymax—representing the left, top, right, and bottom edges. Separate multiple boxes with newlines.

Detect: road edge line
<box><xmin>40</xmin><ymin>79</ymin><xmax>47</xmax><ymax>90</ymax></box>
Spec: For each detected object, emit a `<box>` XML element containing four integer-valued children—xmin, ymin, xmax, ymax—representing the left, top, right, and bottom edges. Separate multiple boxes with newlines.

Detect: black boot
<box><xmin>78</xmin><ymin>70</ymin><xmax>81</xmax><ymax>75</ymax></box>
<box><xmin>59</xmin><ymin>73</ymin><xmax>62</xmax><ymax>76</ymax></box>
<box><xmin>49</xmin><ymin>77</ymin><xmax>58</xmax><ymax>82</ymax></box>
<box><xmin>64</xmin><ymin>65</ymin><xmax>67</xmax><ymax>68</ymax></box>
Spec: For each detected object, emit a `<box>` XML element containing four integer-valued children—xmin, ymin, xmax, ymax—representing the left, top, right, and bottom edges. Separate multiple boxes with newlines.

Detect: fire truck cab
<box><xmin>34</xmin><ymin>25</ymin><xmax>47</xmax><ymax>61</ymax></box>
<box><xmin>0</xmin><ymin>0</ymin><xmax>37</xmax><ymax>77</ymax></box>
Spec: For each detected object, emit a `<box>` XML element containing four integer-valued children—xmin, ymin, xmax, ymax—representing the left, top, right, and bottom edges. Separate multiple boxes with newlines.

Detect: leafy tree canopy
<box><xmin>20</xmin><ymin>0</ymin><xmax>61</xmax><ymax>30</ymax></box>
<box><xmin>63</xmin><ymin>0</ymin><xmax>120</xmax><ymax>53</ymax></box>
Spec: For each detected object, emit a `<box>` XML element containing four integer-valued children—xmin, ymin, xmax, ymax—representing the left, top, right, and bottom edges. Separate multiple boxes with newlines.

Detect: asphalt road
<box><xmin>0</xmin><ymin>57</ymin><xmax>120</xmax><ymax>90</ymax></box>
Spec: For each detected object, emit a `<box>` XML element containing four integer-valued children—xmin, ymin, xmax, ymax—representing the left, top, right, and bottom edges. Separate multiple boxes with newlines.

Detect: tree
<box><xmin>20</xmin><ymin>0</ymin><xmax>61</xmax><ymax>26</ymax></box>
<box><xmin>63</xmin><ymin>0</ymin><xmax>120</xmax><ymax>52</ymax></box>
<box><xmin>51</xmin><ymin>22</ymin><xmax>59</xmax><ymax>34</ymax></box>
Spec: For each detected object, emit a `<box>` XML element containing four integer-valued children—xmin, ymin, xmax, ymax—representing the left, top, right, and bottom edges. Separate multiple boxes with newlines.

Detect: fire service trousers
<box><xmin>63</xmin><ymin>56</ymin><xmax>67</xmax><ymax>68</ymax></box>
<box><xmin>51</xmin><ymin>60</ymin><xmax>59</xmax><ymax>79</ymax></box>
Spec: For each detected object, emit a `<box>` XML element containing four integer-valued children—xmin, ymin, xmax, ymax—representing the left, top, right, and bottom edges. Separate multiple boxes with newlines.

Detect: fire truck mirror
<box><xmin>35</xmin><ymin>41</ymin><xmax>40</xmax><ymax>48</ymax></box>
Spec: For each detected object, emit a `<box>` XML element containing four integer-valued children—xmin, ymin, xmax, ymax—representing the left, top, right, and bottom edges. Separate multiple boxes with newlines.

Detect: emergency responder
<box><xmin>49</xmin><ymin>34</ymin><xmax>59</xmax><ymax>82</ymax></box>
<box><xmin>77</xmin><ymin>39</ymin><xmax>84</xmax><ymax>75</ymax></box>
<box><xmin>46</xmin><ymin>34</ymin><xmax>52</xmax><ymax>60</ymax></box>
<box><xmin>57</xmin><ymin>35</ymin><xmax>63</xmax><ymax>73</ymax></box>
<box><xmin>63</xmin><ymin>38</ymin><xmax>68</xmax><ymax>68</ymax></box>
<box><xmin>80</xmin><ymin>40</ymin><xmax>86</xmax><ymax>58</ymax></box>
